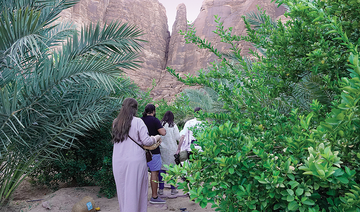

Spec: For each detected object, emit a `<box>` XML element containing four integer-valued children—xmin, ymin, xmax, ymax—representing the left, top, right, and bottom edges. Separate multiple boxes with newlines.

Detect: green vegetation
<box><xmin>163</xmin><ymin>0</ymin><xmax>360</xmax><ymax>211</ymax></box>
<box><xmin>0</xmin><ymin>0</ymin><xmax>144</xmax><ymax>205</ymax></box>
<box><xmin>30</xmin><ymin>120</ymin><xmax>116</xmax><ymax>198</ymax></box>
<box><xmin>29</xmin><ymin>87</ymin><xmax>153</xmax><ymax>199</ymax></box>
<box><xmin>1</xmin><ymin>0</ymin><xmax>360</xmax><ymax>211</ymax></box>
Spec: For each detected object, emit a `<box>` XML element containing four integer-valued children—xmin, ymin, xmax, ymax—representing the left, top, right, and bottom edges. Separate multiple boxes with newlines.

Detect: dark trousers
<box><xmin>158</xmin><ymin>170</ymin><xmax>176</xmax><ymax>189</ymax></box>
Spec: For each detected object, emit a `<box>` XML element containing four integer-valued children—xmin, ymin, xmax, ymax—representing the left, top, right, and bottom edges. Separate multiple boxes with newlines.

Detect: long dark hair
<box><xmin>161</xmin><ymin>110</ymin><xmax>174</xmax><ymax>127</ymax></box>
<box><xmin>112</xmin><ymin>98</ymin><xmax>138</xmax><ymax>143</ymax></box>
<box><xmin>142</xmin><ymin>104</ymin><xmax>156</xmax><ymax>117</ymax></box>
<box><xmin>194</xmin><ymin>107</ymin><xmax>202</xmax><ymax>113</ymax></box>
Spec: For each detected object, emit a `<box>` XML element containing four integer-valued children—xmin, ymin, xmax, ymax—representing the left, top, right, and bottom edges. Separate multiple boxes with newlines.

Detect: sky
<box><xmin>158</xmin><ymin>0</ymin><xmax>204</xmax><ymax>33</ymax></box>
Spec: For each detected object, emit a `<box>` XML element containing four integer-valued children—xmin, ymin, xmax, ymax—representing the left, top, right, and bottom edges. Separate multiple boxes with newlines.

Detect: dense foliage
<box><xmin>155</xmin><ymin>95</ymin><xmax>194</xmax><ymax>128</ymax></box>
<box><xmin>30</xmin><ymin>87</ymin><xmax>154</xmax><ymax>199</ymax></box>
<box><xmin>30</xmin><ymin>121</ymin><xmax>116</xmax><ymax>198</ymax></box>
<box><xmin>0</xmin><ymin>0</ymin><xmax>143</xmax><ymax>204</ymax></box>
<box><xmin>163</xmin><ymin>0</ymin><xmax>360</xmax><ymax>211</ymax></box>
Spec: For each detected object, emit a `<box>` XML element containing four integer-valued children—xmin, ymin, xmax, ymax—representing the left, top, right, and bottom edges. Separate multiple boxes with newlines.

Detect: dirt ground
<box><xmin>2</xmin><ymin>174</ymin><xmax>216</xmax><ymax>212</ymax></box>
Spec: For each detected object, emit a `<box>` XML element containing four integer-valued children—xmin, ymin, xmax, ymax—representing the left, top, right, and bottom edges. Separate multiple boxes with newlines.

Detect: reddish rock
<box><xmin>167</xmin><ymin>0</ymin><xmax>286</xmax><ymax>81</ymax></box>
<box><xmin>58</xmin><ymin>0</ymin><xmax>286</xmax><ymax>100</ymax></box>
<box><xmin>58</xmin><ymin>0</ymin><xmax>171</xmax><ymax>99</ymax></box>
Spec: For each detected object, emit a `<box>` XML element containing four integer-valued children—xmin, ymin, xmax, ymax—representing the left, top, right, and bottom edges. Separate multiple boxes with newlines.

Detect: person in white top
<box><xmin>158</xmin><ymin>111</ymin><xmax>181</xmax><ymax>196</ymax></box>
<box><xmin>176</xmin><ymin>107</ymin><xmax>203</xmax><ymax>155</ymax></box>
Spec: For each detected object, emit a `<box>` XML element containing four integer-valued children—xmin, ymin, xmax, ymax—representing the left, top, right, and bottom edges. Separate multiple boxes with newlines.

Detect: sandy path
<box><xmin>3</xmin><ymin>174</ymin><xmax>215</xmax><ymax>212</ymax></box>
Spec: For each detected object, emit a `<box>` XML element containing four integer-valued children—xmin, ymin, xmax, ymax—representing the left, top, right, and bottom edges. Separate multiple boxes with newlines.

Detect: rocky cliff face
<box><xmin>167</xmin><ymin>0</ymin><xmax>287</xmax><ymax>79</ymax></box>
<box><xmin>58</xmin><ymin>0</ymin><xmax>171</xmax><ymax>97</ymax></box>
<box><xmin>60</xmin><ymin>0</ymin><xmax>286</xmax><ymax>100</ymax></box>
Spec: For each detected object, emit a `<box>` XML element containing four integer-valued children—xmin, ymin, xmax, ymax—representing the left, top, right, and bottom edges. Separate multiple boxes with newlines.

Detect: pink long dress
<box><xmin>112</xmin><ymin>117</ymin><xmax>155</xmax><ymax>212</ymax></box>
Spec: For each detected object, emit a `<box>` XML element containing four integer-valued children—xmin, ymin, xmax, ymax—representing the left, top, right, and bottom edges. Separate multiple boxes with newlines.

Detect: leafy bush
<box><xmin>30</xmin><ymin>121</ymin><xmax>116</xmax><ymax>198</ymax></box>
<box><xmin>155</xmin><ymin>95</ymin><xmax>194</xmax><ymax>128</ymax></box>
<box><xmin>30</xmin><ymin>83</ymin><xmax>154</xmax><ymax>198</ymax></box>
<box><xmin>162</xmin><ymin>0</ymin><xmax>360</xmax><ymax>211</ymax></box>
<box><xmin>243</xmin><ymin>0</ymin><xmax>360</xmax><ymax>111</ymax></box>
<box><xmin>155</xmin><ymin>85</ymin><xmax>225</xmax><ymax>129</ymax></box>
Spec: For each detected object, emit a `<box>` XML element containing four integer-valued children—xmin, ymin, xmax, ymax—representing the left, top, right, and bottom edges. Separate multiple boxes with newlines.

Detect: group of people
<box><xmin>111</xmin><ymin>98</ymin><xmax>202</xmax><ymax>212</ymax></box>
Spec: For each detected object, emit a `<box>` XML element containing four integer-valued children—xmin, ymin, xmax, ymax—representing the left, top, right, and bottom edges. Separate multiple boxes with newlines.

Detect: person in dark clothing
<box><xmin>141</xmin><ymin>104</ymin><xmax>166</xmax><ymax>204</ymax></box>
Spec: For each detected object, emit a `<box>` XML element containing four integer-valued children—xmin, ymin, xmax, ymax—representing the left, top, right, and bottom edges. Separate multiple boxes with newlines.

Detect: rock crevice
<box><xmin>59</xmin><ymin>0</ymin><xmax>286</xmax><ymax>100</ymax></box>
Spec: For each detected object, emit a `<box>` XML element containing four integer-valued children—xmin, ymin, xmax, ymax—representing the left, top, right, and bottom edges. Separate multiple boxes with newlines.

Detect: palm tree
<box><xmin>0</xmin><ymin>0</ymin><xmax>144</xmax><ymax>205</ymax></box>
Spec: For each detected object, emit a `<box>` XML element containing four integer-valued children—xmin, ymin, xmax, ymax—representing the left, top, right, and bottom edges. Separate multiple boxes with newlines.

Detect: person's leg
<box><xmin>150</xmin><ymin>170</ymin><xmax>159</xmax><ymax>198</ymax></box>
<box><xmin>169</xmin><ymin>169</ymin><xmax>178</xmax><ymax>195</ymax></box>
<box><xmin>158</xmin><ymin>170</ymin><xmax>165</xmax><ymax>195</ymax></box>
<box><xmin>159</xmin><ymin>170</ymin><xmax>175</xmax><ymax>190</ymax></box>
<box><xmin>158</xmin><ymin>170</ymin><xmax>165</xmax><ymax>190</ymax></box>
<box><xmin>148</xmin><ymin>154</ymin><xmax>165</xmax><ymax>203</ymax></box>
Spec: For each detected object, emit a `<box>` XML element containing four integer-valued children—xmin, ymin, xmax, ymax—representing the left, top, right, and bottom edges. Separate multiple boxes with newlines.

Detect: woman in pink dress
<box><xmin>112</xmin><ymin>98</ymin><xmax>161</xmax><ymax>212</ymax></box>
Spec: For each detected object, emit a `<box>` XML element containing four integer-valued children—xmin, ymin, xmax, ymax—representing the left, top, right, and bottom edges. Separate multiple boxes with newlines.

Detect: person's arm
<box><xmin>138</xmin><ymin>119</ymin><xmax>156</xmax><ymax>146</ymax></box>
<box><xmin>151</xmin><ymin>135</ymin><xmax>162</xmax><ymax>144</ymax></box>
<box><xmin>158</xmin><ymin>127</ymin><xmax>166</xmax><ymax>136</ymax></box>
<box><xmin>176</xmin><ymin>121</ymin><xmax>190</xmax><ymax>154</ymax></box>
<box><xmin>179</xmin><ymin>121</ymin><xmax>189</xmax><ymax>137</ymax></box>
<box><xmin>174</xmin><ymin>124</ymin><xmax>180</xmax><ymax>141</ymax></box>
<box><xmin>175</xmin><ymin>135</ymin><xmax>185</xmax><ymax>154</ymax></box>
<box><xmin>155</xmin><ymin>118</ymin><xmax>166</xmax><ymax>135</ymax></box>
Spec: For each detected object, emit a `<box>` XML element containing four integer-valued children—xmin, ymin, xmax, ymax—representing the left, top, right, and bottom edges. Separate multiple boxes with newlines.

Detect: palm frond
<box><xmin>0</xmin><ymin>7</ymin><xmax>46</xmax><ymax>66</ymax></box>
<box><xmin>245</xmin><ymin>11</ymin><xmax>277</xmax><ymax>30</ymax></box>
<box><xmin>44</xmin><ymin>22</ymin><xmax>76</xmax><ymax>48</ymax></box>
<box><xmin>0</xmin><ymin>0</ymin><xmax>64</xmax><ymax>10</ymax></box>
<box><xmin>182</xmin><ymin>87</ymin><xmax>225</xmax><ymax>113</ymax></box>
<box><xmin>271</xmin><ymin>73</ymin><xmax>336</xmax><ymax>112</ymax></box>
<box><xmin>38</xmin><ymin>0</ymin><xmax>80</xmax><ymax>26</ymax></box>
<box><xmin>0</xmin><ymin>0</ymin><xmax>36</xmax><ymax>10</ymax></box>
<box><xmin>0</xmin><ymin>0</ymin><xmax>145</xmax><ymax>203</ymax></box>
<box><xmin>0</xmin><ymin>67</ymin><xmax>16</xmax><ymax>88</ymax></box>
<box><xmin>66</xmin><ymin>22</ymin><xmax>145</xmax><ymax>58</ymax></box>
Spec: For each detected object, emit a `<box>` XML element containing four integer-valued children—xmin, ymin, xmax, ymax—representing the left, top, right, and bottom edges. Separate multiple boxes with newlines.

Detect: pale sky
<box><xmin>158</xmin><ymin>0</ymin><xmax>203</xmax><ymax>33</ymax></box>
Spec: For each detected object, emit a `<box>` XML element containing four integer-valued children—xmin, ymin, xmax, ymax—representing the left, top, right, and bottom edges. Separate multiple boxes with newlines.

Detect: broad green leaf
<box><xmin>341</xmin><ymin>93</ymin><xmax>354</xmax><ymax>106</ymax></box>
<box><xmin>302</xmin><ymin>199</ymin><xmax>315</xmax><ymax>205</ymax></box>
<box><xmin>288</xmin><ymin>181</ymin><xmax>299</xmax><ymax>189</ymax></box>
<box><xmin>258</xmin><ymin>180</ymin><xmax>267</xmax><ymax>184</ymax></box>
<box><xmin>269</xmin><ymin>192</ymin><xmax>275</xmax><ymax>198</ymax></box>
<box><xmin>333</xmin><ymin>168</ymin><xmax>344</xmax><ymax>177</ymax></box>
<box><xmin>273</xmin><ymin>203</ymin><xmax>281</xmax><ymax>210</ymax></box>
<box><xmin>288</xmin><ymin>174</ymin><xmax>295</xmax><ymax>181</ymax></box>
<box><xmin>345</xmin><ymin>166</ymin><xmax>351</xmax><ymax>176</ymax></box>
<box><xmin>287</xmin><ymin>195</ymin><xmax>295</xmax><ymax>202</ymax></box>
<box><xmin>337</xmin><ymin>177</ymin><xmax>349</xmax><ymax>184</ymax></box>
<box><xmin>288</xmin><ymin>201</ymin><xmax>299</xmax><ymax>211</ymax></box>
<box><xmin>306</xmin><ymin>112</ymin><xmax>314</xmax><ymax>127</ymax></box>
<box><xmin>229</xmin><ymin>168</ymin><xmax>234</xmax><ymax>174</ymax></box>
<box><xmin>326</xmin><ymin>118</ymin><xmax>342</xmax><ymax>125</ymax></box>
<box><xmin>200</xmin><ymin>199</ymin><xmax>208</xmax><ymax>208</ymax></box>
<box><xmin>314</xmin><ymin>183</ymin><xmax>319</xmax><ymax>190</ymax></box>
<box><xmin>287</xmin><ymin>189</ymin><xmax>294</xmax><ymax>196</ymax></box>
<box><xmin>296</xmin><ymin>188</ymin><xmax>304</xmax><ymax>196</ymax></box>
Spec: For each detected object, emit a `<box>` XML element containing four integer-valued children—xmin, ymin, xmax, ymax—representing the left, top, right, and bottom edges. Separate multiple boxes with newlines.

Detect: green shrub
<box><xmin>30</xmin><ymin>86</ymin><xmax>156</xmax><ymax>198</ymax></box>
<box><xmin>162</xmin><ymin>0</ymin><xmax>360</xmax><ymax>211</ymax></box>
<box><xmin>155</xmin><ymin>95</ymin><xmax>194</xmax><ymax>129</ymax></box>
<box><xmin>30</xmin><ymin>121</ymin><xmax>116</xmax><ymax>198</ymax></box>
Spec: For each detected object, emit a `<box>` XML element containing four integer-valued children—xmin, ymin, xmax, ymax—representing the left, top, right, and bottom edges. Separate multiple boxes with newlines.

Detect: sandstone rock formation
<box><xmin>166</xmin><ymin>3</ymin><xmax>189</xmax><ymax>74</ymax></box>
<box><xmin>59</xmin><ymin>0</ymin><xmax>286</xmax><ymax>100</ymax></box>
<box><xmin>153</xmin><ymin>3</ymin><xmax>191</xmax><ymax>99</ymax></box>
<box><xmin>58</xmin><ymin>0</ymin><xmax>173</xmax><ymax>99</ymax></box>
<box><xmin>167</xmin><ymin>0</ymin><xmax>287</xmax><ymax>80</ymax></box>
